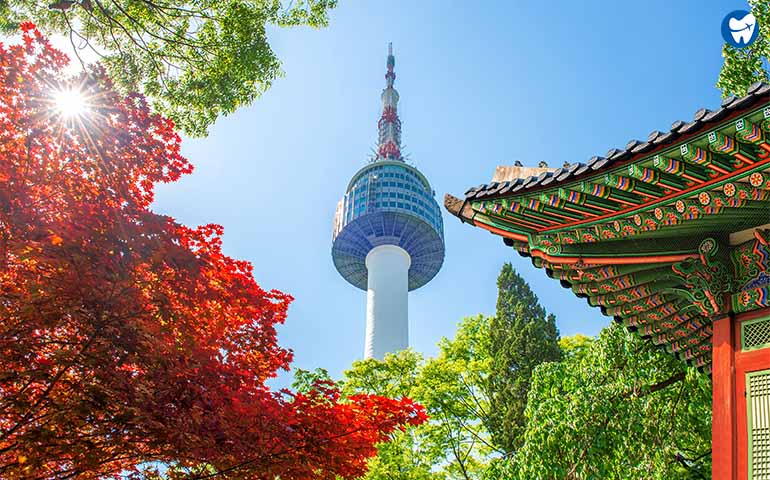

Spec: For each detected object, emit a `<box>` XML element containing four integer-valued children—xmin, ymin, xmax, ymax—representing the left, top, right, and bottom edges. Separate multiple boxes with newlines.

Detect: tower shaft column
<box><xmin>364</xmin><ymin>245</ymin><xmax>411</xmax><ymax>359</ymax></box>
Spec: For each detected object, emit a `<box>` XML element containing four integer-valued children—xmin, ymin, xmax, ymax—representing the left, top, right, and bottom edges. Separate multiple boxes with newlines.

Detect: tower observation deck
<box><xmin>332</xmin><ymin>44</ymin><xmax>445</xmax><ymax>359</ymax></box>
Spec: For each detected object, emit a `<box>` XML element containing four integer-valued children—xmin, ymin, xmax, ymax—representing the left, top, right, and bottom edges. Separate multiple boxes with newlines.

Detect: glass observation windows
<box><xmin>339</xmin><ymin>162</ymin><xmax>444</xmax><ymax>235</ymax></box>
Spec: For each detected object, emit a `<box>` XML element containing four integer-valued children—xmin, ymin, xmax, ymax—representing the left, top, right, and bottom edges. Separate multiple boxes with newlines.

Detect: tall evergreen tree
<box><xmin>486</xmin><ymin>263</ymin><xmax>562</xmax><ymax>454</ymax></box>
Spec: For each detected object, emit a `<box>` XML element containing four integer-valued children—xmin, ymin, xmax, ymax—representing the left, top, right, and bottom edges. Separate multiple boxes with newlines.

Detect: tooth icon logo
<box><xmin>722</xmin><ymin>10</ymin><xmax>760</xmax><ymax>48</ymax></box>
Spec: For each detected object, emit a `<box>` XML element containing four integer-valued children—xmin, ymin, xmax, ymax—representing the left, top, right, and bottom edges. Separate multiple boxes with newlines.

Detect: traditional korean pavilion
<box><xmin>445</xmin><ymin>82</ymin><xmax>770</xmax><ymax>480</ymax></box>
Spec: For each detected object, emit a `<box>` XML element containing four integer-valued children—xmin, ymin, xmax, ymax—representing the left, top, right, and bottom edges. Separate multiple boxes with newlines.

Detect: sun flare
<box><xmin>53</xmin><ymin>88</ymin><xmax>87</xmax><ymax>118</ymax></box>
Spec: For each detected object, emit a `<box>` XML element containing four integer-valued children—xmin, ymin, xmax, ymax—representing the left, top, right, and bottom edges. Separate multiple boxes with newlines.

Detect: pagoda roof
<box><xmin>445</xmin><ymin>82</ymin><xmax>770</xmax><ymax>373</ymax></box>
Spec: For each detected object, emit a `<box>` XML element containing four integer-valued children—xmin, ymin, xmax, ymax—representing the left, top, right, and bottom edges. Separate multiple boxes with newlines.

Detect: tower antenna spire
<box><xmin>378</xmin><ymin>43</ymin><xmax>401</xmax><ymax>161</ymax></box>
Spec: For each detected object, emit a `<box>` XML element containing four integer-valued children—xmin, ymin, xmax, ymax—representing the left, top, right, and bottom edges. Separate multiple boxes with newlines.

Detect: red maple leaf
<box><xmin>0</xmin><ymin>25</ymin><xmax>425</xmax><ymax>479</ymax></box>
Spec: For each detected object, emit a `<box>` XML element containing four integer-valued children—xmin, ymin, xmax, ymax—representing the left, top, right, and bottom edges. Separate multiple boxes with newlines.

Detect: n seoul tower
<box><xmin>332</xmin><ymin>44</ymin><xmax>445</xmax><ymax>360</ymax></box>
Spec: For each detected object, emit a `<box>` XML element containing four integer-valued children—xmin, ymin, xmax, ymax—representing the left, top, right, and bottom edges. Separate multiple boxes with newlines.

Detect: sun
<box><xmin>53</xmin><ymin>88</ymin><xmax>87</xmax><ymax>118</ymax></box>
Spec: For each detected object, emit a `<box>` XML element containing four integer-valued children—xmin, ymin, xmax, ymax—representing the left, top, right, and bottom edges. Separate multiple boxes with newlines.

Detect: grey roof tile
<box><xmin>465</xmin><ymin>185</ymin><xmax>484</xmax><ymax>197</ymax></box>
<box><xmin>474</xmin><ymin>184</ymin><xmax>495</xmax><ymax>198</ymax></box>
<box><xmin>703</xmin><ymin>107</ymin><xmax>727</xmax><ymax>122</ymax></box>
<box><xmin>721</xmin><ymin>95</ymin><xmax>737</xmax><ymax>108</ymax></box>
<box><xmin>693</xmin><ymin>108</ymin><xmax>710</xmax><ymax>121</ymax></box>
<box><xmin>511</xmin><ymin>180</ymin><xmax>528</xmax><ymax>193</ymax></box>
<box><xmin>679</xmin><ymin>120</ymin><xmax>700</xmax><ymax>133</ymax></box>
<box><xmin>482</xmin><ymin>182</ymin><xmax>500</xmax><ymax>197</ymax></box>
<box><xmin>625</xmin><ymin>139</ymin><xmax>642</xmax><ymax>150</ymax></box>
<box><xmin>656</xmin><ymin>131</ymin><xmax>677</xmax><ymax>143</ymax></box>
<box><xmin>498</xmin><ymin>178</ymin><xmax>523</xmax><ymax>195</ymax></box>
<box><xmin>670</xmin><ymin>120</ymin><xmax>686</xmax><ymax>132</ymax></box>
<box><xmin>610</xmin><ymin>149</ymin><xmax>630</xmax><ymax>161</ymax></box>
<box><xmin>489</xmin><ymin>182</ymin><xmax>507</xmax><ymax>195</ymax></box>
<box><xmin>541</xmin><ymin>169</ymin><xmax>563</xmax><ymax>186</ymax></box>
<box><xmin>556</xmin><ymin>165</ymin><xmax>579</xmax><ymax>181</ymax></box>
<box><xmin>523</xmin><ymin>176</ymin><xmax>540</xmax><ymax>188</ymax></box>
<box><xmin>647</xmin><ymin>130</ymin><xmax>663</xmax><ymax>142</ymax></box>
<box><xmin>591</xmin><ymin>156</ymin><xmax>612</xmax><ymax>170</ymax></box>
<box><xmin>732</xmin><ymin>93</ymin><xmax>756</xmax><ymax>109</ymax></box>
<box><xmin>573</xmin><ymin>163</ymin><xmax>591</xmax><ymax>176</ymax></box>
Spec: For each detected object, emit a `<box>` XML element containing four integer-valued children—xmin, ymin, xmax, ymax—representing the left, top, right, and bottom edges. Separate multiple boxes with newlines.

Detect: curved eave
<box><xmin>515</xmin><ymin>243</ymin><xmax>715</xmax><ymax>372</ymax></box>
<box><xmin>442</xmin><ymin>85</ymin><xmax>770</xmax><ymax>374</ymax></box>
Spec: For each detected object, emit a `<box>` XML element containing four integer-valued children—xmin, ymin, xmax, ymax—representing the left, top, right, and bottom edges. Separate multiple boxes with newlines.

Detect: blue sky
<box><xmin>151</xmin><ymin>0</ymin><xmax>746</xmax><ymax>383</ymax></box>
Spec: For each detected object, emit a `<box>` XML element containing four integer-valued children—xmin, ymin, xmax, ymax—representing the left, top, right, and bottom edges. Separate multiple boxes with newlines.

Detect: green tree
<box><xmin>1</xmin><ymin>0</ymin><xmax>336</xmax><ymax>136</ymax></box>
<box><xmin>501</xmin><ymin>324</ymin><xmax>711</xmax><ymax>480</ymax></box>
<box><xmin>339</xmin><ymin>350</ymin><xmax>437</xmax><ymax>480</ymax></box>
<box><xmin>335</xmin><ymin>315</ymin><xmax>501</xmax><ymax>480</ymax></box>
<box><xmin>717</xmin><ymin>0</ymin><xmax>770</xmax><ymax>97</ymax></box>
<box><xmin>559</xmin><ymin>332</ymin><xmax>592</xmax><ymax>358</ymax></box>
<box><xmin>486</xmin><ymin>263</ymin><xmax>561</xmax><ymax>454</ymax></box>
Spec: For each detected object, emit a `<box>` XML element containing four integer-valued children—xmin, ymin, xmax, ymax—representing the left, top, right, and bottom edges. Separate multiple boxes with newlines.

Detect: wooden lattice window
<box><xmin>742</xmin><ymin>317</ymin><xmax>770</xmax><ymax>352</ymax></box>
<box><xmin>748</xmin><ymin>369</ymin><xmax>770</xmax><ymax>480</ymax></box>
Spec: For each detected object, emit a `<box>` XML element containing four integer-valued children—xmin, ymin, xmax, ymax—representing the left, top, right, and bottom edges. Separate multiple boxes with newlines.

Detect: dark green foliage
<box><xmin>2</xmin><ymin>0</ymin><xmax>336</xmax><ymax>136</ymax></box>
<box><xmin>717</xmin><ymin>0</ymin><xmax>770</xmax><ymax>97</ymax></box>
<box><xmin>485</xmin><ymin>263</ymin><xmax>561</xmax><ymax>454</ymax></box>
<box><xmin>501</xmin><ymin>324</ymin><xmax>712</xmax><ymax>480</ymax></box>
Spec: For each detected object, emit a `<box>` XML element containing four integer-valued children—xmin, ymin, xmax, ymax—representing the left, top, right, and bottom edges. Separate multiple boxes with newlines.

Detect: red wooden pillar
<box><xmin>712</xmin><ymin>314</ymin><xmax>736</xmax><ymax>480</ymax></box>
<box><xmin>733</xmin><ymin>307</ymin><xmax>770</xmax><ymax>480</ymax></box>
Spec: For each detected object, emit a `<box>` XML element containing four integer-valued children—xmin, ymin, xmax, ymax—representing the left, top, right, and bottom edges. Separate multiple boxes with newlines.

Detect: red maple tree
<box><xmin>0</xmin><ymin>25</ymin><xmax>426</xmax><ymax>479</ymax></box>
